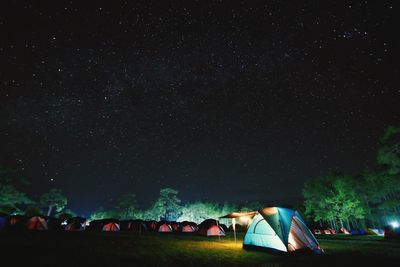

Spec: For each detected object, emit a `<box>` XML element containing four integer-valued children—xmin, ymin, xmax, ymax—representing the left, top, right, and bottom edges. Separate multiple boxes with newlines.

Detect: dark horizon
<box><xmin>0</xmin><ymin>1</ymin><xmax>398</xmax><ymax>217</ymax></box>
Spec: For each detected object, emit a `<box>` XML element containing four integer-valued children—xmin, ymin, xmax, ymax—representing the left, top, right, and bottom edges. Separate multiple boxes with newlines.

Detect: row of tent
<box><xmin>313</xmin><ymin>227</ymin><xmax>385</xmax><ymax>236</ymax></box>
<box><xmin>0</xmin><ymin>214</ymin><xmax>227</xmax><ymax>236</ymax></box>
<box><xmin>1</xmin><ymin>208</ymin><xmax>323</xmax><ymax>254</ymax></box>
<box><xmin>2</xmin><ymin>207</ymin><xmax>325</xmax><ymax>254</ymax></box>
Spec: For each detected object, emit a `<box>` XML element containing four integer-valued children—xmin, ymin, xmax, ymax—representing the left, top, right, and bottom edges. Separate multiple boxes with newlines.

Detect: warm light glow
<box><xmin>390</xmin><ymin>221</ymin><xmax>399</xmax><ymax>228</ymax></box>
<box><xmin>239</xmin><ymin>216</ymin><xmax>250</xmax><ymax>224</ymax></box>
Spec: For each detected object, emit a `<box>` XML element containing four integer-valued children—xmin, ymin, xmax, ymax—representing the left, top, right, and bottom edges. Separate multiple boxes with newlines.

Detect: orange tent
<box><xmin>102</xmin><ymin>222</ymin><xmax>120</xmax><ymax>231</ymax></box>
<box><xmin>26</xmin><ymin>216</ymin><xmax>48</xmax><ymax>230</ymax></box>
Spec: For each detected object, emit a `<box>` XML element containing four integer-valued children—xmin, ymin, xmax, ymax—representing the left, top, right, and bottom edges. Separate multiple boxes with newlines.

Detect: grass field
<box><xmin>1</xmin><ymin>231</ymin><xmax>399</xmax><ymax>266</ymax></box>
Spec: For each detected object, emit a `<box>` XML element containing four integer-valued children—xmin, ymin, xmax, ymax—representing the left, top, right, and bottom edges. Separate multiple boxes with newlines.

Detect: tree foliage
<box><xmin>113</xmin><ymin>193</ymin><xmax>140</xmax><ymax>220</ymax></box>
<box><xmin>303</xmin><ymin>126</ymin><xmax>400</xmax><ymax>229</ymax></box>
<box><xmin>303</xmin><ymin>175</ymin><xmax>365</xmax><ymax>229</ymax></box>
<box><xmin>145</xmin><ymin>188</ymin><xmax>181</xmax><ymax>221</ymax></box>
<box><xmin>40</xmin><ymin>189</ymin><xmax>68</xmax><ymax>216</ymax></box>
<box><xmin>0</xmin><ymin>167</ymin><xmax>33</xmax><ymax>214</ymax></box>
<box><xmin>0</xmin><ymin>184</ymin><xmax>33</xmax><ymax>214</ymax></box>
<box><xmin>377</xmin><ymin>125</ymin><xmax>400</xmax><ymax>175</ymax></box>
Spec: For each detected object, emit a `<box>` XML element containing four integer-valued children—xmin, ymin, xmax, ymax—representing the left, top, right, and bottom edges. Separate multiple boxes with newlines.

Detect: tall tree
<box><xmin>40</xmin><ymin>189</ymin><xmax>67</xmax><ymax>216</ymax></box>
<box><xmin>177</xmin><ymin>201</ymin><xmax>222</xmax><ymax>223</ymax></box>
<box><xmin>303</xmin><ymin>175</ymin><xmax>365</xmax><ymax>229</ymax></box>
<box><xmin>146</xmin><ymin>188</ymin><xmax>181</xmax><ymax>221</ymax></box>
<box><xmin>113</xmin><ymin>193</ymin><xmax>139</xmax><ymax>220</ymax></box>
<box><xmin>0</xmin><ymin>184</ymin><xmax>33</xmax><ymax>214</ymax></box>
<box><xmin>0</xmin><ymin>167</ymin><xmax>33</xmax><ymax>214</ymax></box>
<box><xmin>90</xmin><ymin>206</ymin><xmax>113</xmax><ymax>220</ymax></box>
<box><xmin>377</xmin><ymin>125</ymin><xmax>400</xmax><ymax>175</ymax></box>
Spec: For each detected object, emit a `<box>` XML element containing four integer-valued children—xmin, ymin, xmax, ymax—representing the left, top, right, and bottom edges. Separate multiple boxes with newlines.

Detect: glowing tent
<box><xmin>0</xmin><ymin>213</ymin><xmax>8</xmax><ymax>230</ymax></box>
<box><xmin>224</xmin><ymin>207</ymin><xmax>323</xmax><ymax>253</ymax></box>
<box><xmin>26</xmin><ymin>216</ymin><xmax>48</xmax><ymax>230</ymax></box>
<box><xmin>198</xmin><ymin>219</ymin><xmax>225</xmax><ymax>236</ymax></box>
<box><xmin>181</xmin><ymin>221</ymin><xmax>198</xmax><ymax>233</ymax></box>
<box><xmin>65</xmin><ymin>217</ymin><xmax>87</xmax><ymax>231</ymax></box>
<box><xmin>102</xmin><ymin>222</ymin><xmax>120</xmax><ymax>232</ymax></box>
<box><xmin>158</xmin><ymin>222</ymin><xmax>173</xmax><ymax>232</ymax></box>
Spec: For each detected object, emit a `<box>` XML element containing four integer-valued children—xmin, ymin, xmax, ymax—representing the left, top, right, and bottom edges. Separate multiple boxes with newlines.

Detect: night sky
<box><xmin>0</xmin><ymin>1</ymin><xmax>398</xmax><ymax>217</ymax></box>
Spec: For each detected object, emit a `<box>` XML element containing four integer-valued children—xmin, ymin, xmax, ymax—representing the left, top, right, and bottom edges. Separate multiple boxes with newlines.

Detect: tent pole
<box><xmin>232</xmin><ymin>218</ymin><xmax>237</xmax><ymax>244</ymax></box>
<box><xmin>217</xmin><ymin>219</ymin><xmax>221</xmax><ymax>241</ymax></box>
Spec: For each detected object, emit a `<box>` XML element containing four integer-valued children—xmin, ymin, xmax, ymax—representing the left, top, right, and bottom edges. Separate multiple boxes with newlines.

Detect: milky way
<box><xmin>0</xmin><ymin>1</ymin><xmax>398</xmax><ymax>216</ymax></box>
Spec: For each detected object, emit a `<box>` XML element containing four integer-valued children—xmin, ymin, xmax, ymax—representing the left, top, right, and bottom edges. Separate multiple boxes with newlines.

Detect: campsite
<box><xmin>1</xmin><ymin>230</ymin><xmax>399</xmax><ymax>266</ymax></box>
<box><xmin>1</xmin><ymin>1</ymin><xmax>399</xmax><ymax>266</ymax></box>
<box><xmin>1</xmin><ymin>208</ymin><xmax>400</xmax><ymax>266</ymax></box>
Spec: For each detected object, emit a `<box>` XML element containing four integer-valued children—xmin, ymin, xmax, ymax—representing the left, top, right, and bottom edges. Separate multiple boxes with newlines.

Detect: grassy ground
<box><xmin>1</xmin><ymin>231</ymin><xmax>399</xmax><ymax>266</ymax></box>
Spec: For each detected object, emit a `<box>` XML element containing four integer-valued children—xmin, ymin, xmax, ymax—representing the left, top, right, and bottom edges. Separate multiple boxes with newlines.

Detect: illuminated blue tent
<box><xmin>0</xmin><ymin>215</ymin><xmax>7</xmax><ymax>230</ymax></box>
<box><xmin>241</xmin><ymin>207</ymin><xmax>323</xmax><ymax>253</ymax></box>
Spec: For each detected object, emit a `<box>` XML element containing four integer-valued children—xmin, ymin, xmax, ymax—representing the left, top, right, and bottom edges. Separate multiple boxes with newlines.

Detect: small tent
<box><xmin>170</xmin><ymin>221</ymin><xmax>180</xmax><ymax>232</ymax></box>
<box><xmin>181</xmin><ymin>221</ymin><xmax>197</xmax><ymax>233</ymax></box>
<box><xmin>351</xmin><ymin>228</ymin><xmax>366</xmax><ymax>235</ymax></box>
<box><xmin>145</xmin><ymin>220</ymin><xmax>158</xmax><ymax>231</ymax></box>
<box><xmin>227</xmin><ymin>207</ymin><xmax>323</xmax><ymax>253</ymax></box>
<box><xmin>365</xmin><ymin>228</ymin><xmax>384</xmax><ymax>236</ymax></box>
<box><xmin>182</xmin><ymin>225</ymin><xmax>195</xmax><ymax>232</ymax></box>
<box><xmin>126</xmin><ymin>220</ymin><xmax>147</xmax><ymax>232</ymax></box>
<box><xmin>339</xmin><ymin>227</ymin><xmax>350</xmax><ymax>235</ymax></box>
<box><xmin>7</xmin><ymin>215</ymin><xmax>28</xmax><ymax>230</ymax></box>
<box><xmin>65</xmin><ymin>217</ymin><xmax>87</xmax><ymax>231</ymax></box>
<box><xmin>26</xmin><ymin>216</ymin><xmax>48</xmax><ymax>230</ymax></box>
<box><xmin>0</xmin><ymin>214</ymin><xmax>7</xmax><ymax>230</ymax></box>
<box><xmin>198</xmin><ymin>219</ymin><xmax>225</xmax><ymax>236</ymax></box>
<box><xmin>158</xmin><ymin>222</ymin><xmax>173</xmax><ymax>233</ymax></box>
<box><xmin>103</xmin><ymin>222</ymin><xmax>120</xmax><ymax>232</ymax></box>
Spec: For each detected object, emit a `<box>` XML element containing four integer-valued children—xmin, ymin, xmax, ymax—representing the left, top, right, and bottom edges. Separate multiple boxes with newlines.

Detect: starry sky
<box><xmin>0</xmin><ymin>1</ymin><xmax>398</xmax><ymax>216</ymax></box>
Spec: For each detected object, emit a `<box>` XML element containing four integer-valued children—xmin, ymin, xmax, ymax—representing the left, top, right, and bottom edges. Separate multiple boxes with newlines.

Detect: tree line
<box><xmin>90</xmin><ymin>188</ymin><xmax>261</xmax><ymax>223</ymax></box>
<box><xmin>2</xmin><ymin>126</ymin><xmax>398</xmax><ymax>226</ymax></box>
<box><xmin>302</xmin><ymin>126</ymin><xmax>400</xmax><ymax>230</ymax></box>
<box><xmin>0</xmin><ymin>171</ymin><xmax>71</xmax><ymax>219</ymax></box>
<box><xmin>0</xmin><ymin>171</ymin><xmax>261</xmax><ymax>223</ymax></box>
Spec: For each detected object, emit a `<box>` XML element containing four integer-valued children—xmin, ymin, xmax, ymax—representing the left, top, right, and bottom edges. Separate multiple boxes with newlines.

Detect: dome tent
<box><xmin>26</xmin><ymin>216</ymin><xmax>48</xmax><ymax>230</ymax></box>
<box><xmin>65</xmin><ymin>217</ymin><xmax>87</xmax><ymax>231</ymax></box>
<box><xmin>198</xmin><ymin>219</ymin><xmax>225</xmax><ymax>236</ymax></box>
<box><xmin>158</xmin><ymin>221</ymin><xmax>173</xmax><ymax>233</ymax></box>
<box><xmin>180</xmin><ymin>221</ymin><xmax>198</xmax><ymax>233</ymax></box>
<box><xmin>242</xmin><ymin>207</ymin><xmax>323</xmax><ymax>254</ymax></box>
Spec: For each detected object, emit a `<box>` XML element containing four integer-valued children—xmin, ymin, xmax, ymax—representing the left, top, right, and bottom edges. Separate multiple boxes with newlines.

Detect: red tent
<box><xmin>158</xmin><ymin>223</ymin><xmax>173</xmax><ymax>232</ymax></box>
<box><xmin>26</xmin><ymin>216</ymin><xmax>48</xmax><ymax>230</ymax></box>
<box><xmin>102</xmin><ymin>222</ymin><xmax>120</xmax><ymax>231</ymax></box>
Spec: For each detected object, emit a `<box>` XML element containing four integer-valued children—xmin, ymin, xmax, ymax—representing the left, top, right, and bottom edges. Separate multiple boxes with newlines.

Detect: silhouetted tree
<box><xmin>40</xmin><ymin>189</ymin><xmax>67</xmax><ymax>216</ymax></box>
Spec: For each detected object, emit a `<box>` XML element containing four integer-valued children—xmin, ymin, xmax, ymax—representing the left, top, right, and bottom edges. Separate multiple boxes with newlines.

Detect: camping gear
<box><xmin>198</xmin><ymin>219</ymin><xmax>225</xmax><ymax>236</ymax></box>
<box><xmin>224</xmin><ymin>207</ymin><xmax>323</xmax><ymax>254</ymax></box>
<box><xmin>127</xmin><ymin>220</ymin><xmax>147</xmax><ymax>232</ymax></box>
<box><xmin>339</xmin><ymin>227</ymin><xmax>350</xmax><ymax>234</ymax></box>
<box><xmin>180</xmin><ymin>221</ymin><xmax>197</xmax><ymax>233</ymax></box>
<box><xmin>102</xmin><ymin>222</ymin><xmax>120</xmax><ymax>231</ymax></box>
<box><xmin>0</xmin><ymin>214</ymin><xmax>7</xmax><ymax>230</ymax></box>
<box><xmin>326</xmin><ymin>228</ymin><xmax>336</xmax><ymax>234</ymax></box>
<box><xmin>145</xmin><ymin>220</ymin><xmax>158</xmax><ymax>231</ymax></box>
<box><xmin>314</xmin><ymin>229</ymin><xmax>322</xmax><ymax>235</ymax></box>
<box><xmin>158</xmin><ymin>222</ymin><xmax>173</xmax><ymax>232</ymax></box>
<box><xmin>351</xmin><ymin>228</ymin><xmax>366</xmax><ymax>235</ymax></box>
<box><xmin>170</xmin><ymin>221</ymin><xmax>180</xmax><ymax>232</ymax></box>
<box><xmin>65</xmin><ymin>217</ymin><xmax>87</xmax><ymax>231</ymax></box>
<box><xmin>26</xmin><ymin>216</ymin><xmax>48</xmax><ymax>230</ymax></box>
